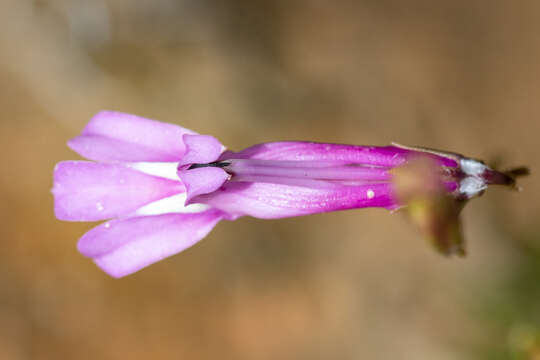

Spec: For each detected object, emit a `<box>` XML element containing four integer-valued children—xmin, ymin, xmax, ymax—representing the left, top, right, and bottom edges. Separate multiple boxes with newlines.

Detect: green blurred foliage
<box><xmin>468</xmin><ymin>228</ymin><xmax>540</xmax><ymax>360</ymax></box>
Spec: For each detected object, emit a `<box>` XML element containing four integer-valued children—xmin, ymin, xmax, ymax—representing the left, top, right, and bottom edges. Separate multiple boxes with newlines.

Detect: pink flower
<box><xmin>52</xmin><ymin>111</ymin><xmax>523</xmax><ymax>277</ymax></box>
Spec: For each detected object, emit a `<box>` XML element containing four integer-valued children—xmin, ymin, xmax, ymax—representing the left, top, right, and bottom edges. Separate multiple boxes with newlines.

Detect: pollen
<box><xmin>367</xmin><ymin>189</ymin><xmax>375</xmax><ymax>199</ymax></box>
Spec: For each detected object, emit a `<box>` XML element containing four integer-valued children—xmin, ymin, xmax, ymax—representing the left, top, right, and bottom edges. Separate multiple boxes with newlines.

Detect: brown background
<box><xmin>0</xmin><ymin>1</ymin><xmax>539</xmax><ymax>359</ymax></box>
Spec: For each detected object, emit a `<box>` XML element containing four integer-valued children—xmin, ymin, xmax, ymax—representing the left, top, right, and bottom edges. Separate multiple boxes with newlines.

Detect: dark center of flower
<box><xmin>188</xmin><ymin>161</ymin><xmax>231</xmax><ymax>170</ymax></box>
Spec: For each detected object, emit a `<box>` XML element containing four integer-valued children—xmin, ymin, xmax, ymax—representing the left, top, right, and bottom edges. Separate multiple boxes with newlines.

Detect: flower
<box><xmin>52</xmin><ymin>111</ymin><xmax>526</xmax><ymax>277</ymax></box>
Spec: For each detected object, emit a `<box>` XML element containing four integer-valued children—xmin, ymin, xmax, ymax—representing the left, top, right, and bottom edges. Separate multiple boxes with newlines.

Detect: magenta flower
<box><xmin>52</xmin><ymin>111</ymin><xmax>524</xmax><ymax>277</ymax></box>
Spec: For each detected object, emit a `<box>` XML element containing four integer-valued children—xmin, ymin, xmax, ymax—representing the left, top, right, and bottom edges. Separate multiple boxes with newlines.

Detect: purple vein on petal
<box><xmin>222</xmin><ymin>142</ymin><xmax>410</xmax><ymax>166</ymax></box>
<box><xmin>194</xmin><ymin>181</ymin><xmax>397</xmax><ymax>219</ymax></box>
<box><xmin>222</xmin><ymin>142</ymin><xmax>458</xmax><ymax>167</ymax></box>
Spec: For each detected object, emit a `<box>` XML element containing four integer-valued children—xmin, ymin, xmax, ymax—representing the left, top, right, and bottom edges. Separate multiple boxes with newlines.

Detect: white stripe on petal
<box><xmin>127</xmin><ymin>162</ymin><xmax>181</xmax><ymax>181</ymax></box>
<box><xmin>134</xmin><ymin>193</ymin><xmax>209</xmax><ymax>216</ymax></box>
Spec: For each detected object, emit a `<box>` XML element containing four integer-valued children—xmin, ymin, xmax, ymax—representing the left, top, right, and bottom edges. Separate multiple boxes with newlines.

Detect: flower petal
<box><xmin>222</xmin><ymin>142</ymin><xmax>457</xmax><ymax>167</ymax></box>
<box><xmin>178</xmin><ymin>134</ymin><xmax>224</xmax><ymax>166</ymax></box>
<box><xmin>77</xmin><ymin>210</ymin><xmax>225</xmax><ymax>278</ymax></box>
<box><xmin>53</xmin><ymin>161</ymin><xmax>184</xmax><ymax>221</ymax></box>
<box><xmin>68</xmin><ymin>111</ymin><xmax>196</xmax><ymax>162</ymax></box>
<box><xmin>194</xmin><ymin>181</ymin><xmax>397</xmax><ymax>219</ymax></box>
<box><xmin>177</xmin><ymin>167</ymin><xmax>229</xmax><ymax>204</ymax></box>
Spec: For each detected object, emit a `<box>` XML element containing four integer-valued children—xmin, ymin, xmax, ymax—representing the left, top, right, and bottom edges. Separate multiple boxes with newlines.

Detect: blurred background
<box><xmin>0</xmin><ymin>0</ymin><xmax>539</xmax><ymax>359</ymax></box>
